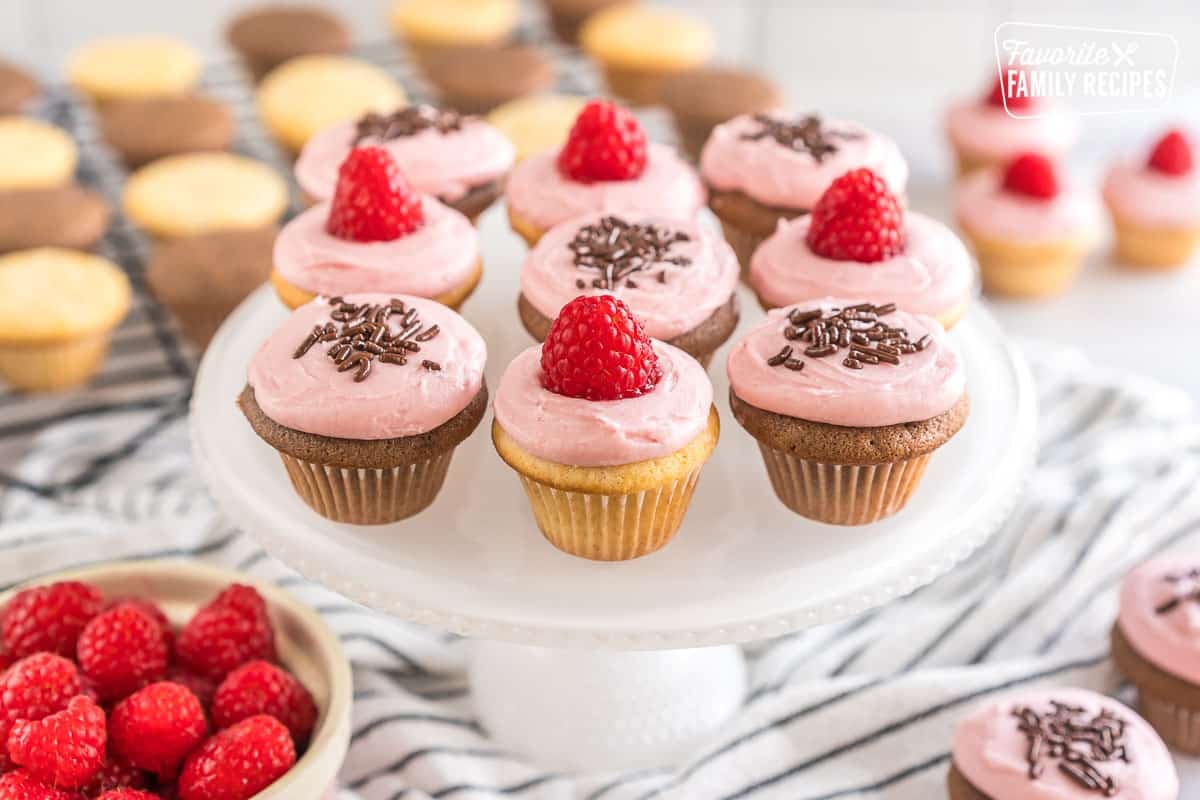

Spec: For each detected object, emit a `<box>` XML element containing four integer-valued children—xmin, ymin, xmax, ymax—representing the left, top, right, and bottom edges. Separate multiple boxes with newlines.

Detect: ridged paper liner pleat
<box><xmin>757</xmin><ymin>445</ymin><xmax>931</xmax><ymax>525</ymax></box>
<box><xmin>0</xmin><ymin>334</ymin><xmax>113</xmax><ymax>392</ymax></box>
<box><xmin>1137</xmin><ymin>686</ymin><xmax>1200</xmax><ymax>755</ymax></box>
<box><xmin>279</xmin><ymin>450</ymin><xmax>454</xmax><ymax>525</ymax></box>
<box><xmin>516</xmin><ymin>466</ymin><xmax>704</xmax><ymax>561</ymax></box>
<box><xmin>716</xmin><ymin>220</ymin><xmax>768</xmax><ymax>282</ymax></box>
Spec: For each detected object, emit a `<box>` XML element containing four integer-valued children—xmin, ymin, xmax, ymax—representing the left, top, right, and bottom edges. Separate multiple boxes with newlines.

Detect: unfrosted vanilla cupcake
<box><xmin>67</xmin><ymin>36</ymin><xmax>201</xmax><ymax>105</ymax></box>
<box><xmin>486</xmin><ymin>94</ymin><xmax>587</xmax><ymax>162</ymax></box>
<box><xmin>0</xmin><ymin>117</ymin><xmax>77</xmax><ymax>191</ymax></box>
<box><xmin>390</xmin><ymin>0</ymin><xmax>519</xmax><ymax>60</ymax></box>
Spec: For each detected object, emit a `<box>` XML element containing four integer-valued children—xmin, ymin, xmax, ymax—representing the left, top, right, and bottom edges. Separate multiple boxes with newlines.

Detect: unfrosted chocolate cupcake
<box><xmin>0</xmin><ymin>60</ymin><xmax>39</xmax><ymax>113</ymax></box>
<box><xmin>659</xmin><ymin>67</ymin><xmax>783</xmax><ymax>161</ymax></box>
<box><xmin>227</xmin><ymin>4</ymin><xmax>351</xmax><ymax>81</ymax></box>
<box><xmin>421</xmin><ymin>45</ymin><xmax>554</xmax><ymax>115</ymax></box>
<box><xmin>99</xmin><ymin>95</ymin><xmax>235</xmax><ymax>167</ymax></box>
<box><xmin>0</xmin><ymin>187</ymin><xmax>109</xmax><ymax>254</ymax></box>
<box><xmin>539</xmin><ymin>0</ymin><xmax>635</xmax><ymax>44</ymax></box>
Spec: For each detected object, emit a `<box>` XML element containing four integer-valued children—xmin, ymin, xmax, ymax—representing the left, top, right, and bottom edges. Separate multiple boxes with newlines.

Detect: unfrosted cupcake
<box><xmin>505</xmin><ymin>100</ymin><xmax>705</xmax><ymax>246</ymax></box>
<box><xmin>493</xmin><ymin>295</ymin><xmax>718</xmax><ymax>560</ymax></box>
<box><xmin>950</xmin><ymin>688</ymin><xmax>1177</xmax><ymax>799</ymax></box>
<box><xmin>67</xmin><ymin>36</ymin><xmax>201</xmax><ymax>105</ymax></box>
<box><xmin>273</xmin><ymin>147</ymin><xmax>482</xmax><ymax>311</ymax></box>
<box><xmin>518</xmin><ymin>213</ymin><xmax>739</xmax><ymax>366</ymax></box>
<box><xmin>486</xmin><ymin>94</ymin><xmax>587</xmax><ymax>162</ymax></box>
<box><xmin>240</xmin><ymin>292</ymin><xmax>487</xmax><ymax>524</ymax></box>
<box><xmin>0</xmin><ymin>117</ymin><xmax>77</xmax><ymax>191</ymax></box>
<box><xmin>659</xmin><ymin>67</ymin><xmax>784</xmax><ymax>161</ymax></box>
<box><xmin>700</xmin><ymin>111</ymin><xmax>908</xmax><ymax>272</ymax></box>
<box><xmin>956</xmin><ymin>153</ymin><xmax>1098</xmax><ymax>299</ymax></box>
<box><xmin>390</xmin><ymin>0</ymin><xmax>518</xmax><ymax>61</ymax></box>
<box><xmin>296</xmin><ymin>105</ymin><xmax>515</xmax><ymax>222</ymax></box>
<box><xmin>1103</xmin><ymin>129</ymin><xmax>1200</xmax><ymax>270</ymax></box>
<box><xmin>1114</xmin><ymin>556</ymin><xmax>1200</xmax><ymax>753</ymax></box>
<box><xmin>540</xmin><ymin>0</ymin><xmax>633</xmax><ymax>45</ymax></box>
<box><xmin>226</xmin><ymin>5</ymin><xmax>351</xmax><ymax>81</ymax></box>
<box><xmin>750</xmin><ymin>169</ymin><xmax>973</xmax><ymax>330</ymax></box>
<box><xmin>727</xmin><ymin>299</ymin><xmax>967</xmax><ymax>525</ymax></box>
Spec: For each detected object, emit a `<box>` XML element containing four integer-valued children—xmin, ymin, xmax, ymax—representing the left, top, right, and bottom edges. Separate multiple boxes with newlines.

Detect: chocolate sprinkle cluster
<box><xmin>1155</xmin><ymin>567</ymin><xmax>1200</xmax><ymax>615</ymax></box>
<box><xmin>740</xmin><ymin>113</ymin><xmax>863</xmax><ymax>162</ymax></box>
<box><xmin>765</xmin><ymin>302</ymin><xmax>929</xmax><ymax>373</ymax></box>
<box><xmin>354</xmin><ymin>105</ymin><xmax>465</xmax><ymax>144</ymax></box>
<box><xmin>568</xmin><ymin>215</ymin><xmax>692</xmax><ymax>291</ymax></box>
<box><xmin>1012</xmin><ymin>701</ymin><xmax>1128</xmax><ymax>796</ymax></box>
<box><xmin>293</xmin><ymin>297</ymin><xmax>441</xmax><ymax>382</ymax></box>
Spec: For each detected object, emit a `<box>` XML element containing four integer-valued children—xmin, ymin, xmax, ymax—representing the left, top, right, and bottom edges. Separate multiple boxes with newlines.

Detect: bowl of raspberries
<box><xmin>0</xmin><ymin>560</ymin><xmax>351</xmax><ymax>800</ymax></box>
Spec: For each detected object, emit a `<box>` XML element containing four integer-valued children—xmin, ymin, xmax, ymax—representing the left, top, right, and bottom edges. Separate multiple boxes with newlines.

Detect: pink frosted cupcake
<box><xmin>750</xmin><ymin>168</ymin><xmax>973</xmax><ymax>330</ymax></box>
<box><xmin>700</xmin><ymin>111</ymin><xmax>908</xmax><ymax>272</ymax></box>
<box><xmin>272</xmin><ymin>146</ymin><xmax>482</xmax><ymax>311</ymax></box>
<box><xmin>1103</xmin><ymin>129</ymin><xmax>1200</xmax><ymax>270</ymax></box>
<box><xmin>240</xmin><ymin>293</ymin><xmax>488</xmax><ymax>524</ymax></box>
<box><xmin>504</xmin><ymin>99</ymin><xmax>705</xmax><ymax>246</ymax></box>
<box><xmin>950</xmin><ymin>687</ymin><xmax>1177</xmax><ymax>799</ymax></box>
<box><xmin>295</xmin><ymin>105</ymin><xmax>515</xmax><ymax>222</ymax></box>
<box><xmin>1113</xmin><ymin>555</ymin><xmax>1200</xmax><ymax>754</ymax></box>
<box><xmin>727</xmin><ymin>298</ymin><xmax>967</xmax><ymax>525</ymax></box>
<box><xmin>517</xmin><ymin>213</ymin><xmax>739</xmax><ymax>367</ymax></box>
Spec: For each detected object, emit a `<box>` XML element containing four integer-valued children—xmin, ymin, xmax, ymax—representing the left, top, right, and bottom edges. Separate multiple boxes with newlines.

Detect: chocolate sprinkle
<box><xmin>766</xmin><ymin>302</ymin><xmax>927</xmax><ymax>373</ymax></box>
<box><xmin>1155</xmin><ymin>567</ymin><xmax>1200</xmax><ymax>615</ymax></box>
<box><xmin>354</xmin><ymin>105</ymin><xmax>465</xmax><ymax>144</ymax></box>
<box><xmin>293</xmin><ymin>297</ymin><xmax>442</xmax><ymax>381</ymax></box>
<box><xmin>1012</xmin><ymin>701</ymin><xmax>1128</xmax><ymax>796</ymax></box>
<box><xmin>740</xmin><ymin>113</ymin><xmax>863</xmax><ymax>162</ymax></box>
<box><xmin>568</xmin><ymin>215</ymin><xmax>692</xmax><ymax>290</ymax></box>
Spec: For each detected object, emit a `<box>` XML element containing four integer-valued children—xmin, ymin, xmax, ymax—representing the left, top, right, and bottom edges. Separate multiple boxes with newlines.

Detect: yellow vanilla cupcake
<box><xmin>486</xmin><ymin>94</ymin><xmax>587</xmax><ymax>162</ymax></box>
<box><xmin>390</xmin><ymin>0</ymin><xmax>519</xmax><ymax>60</ymax></box>
<box><xmin>67</xmin><ymin>37</ymin><xmax>201</xmax><ymax>104</ymax></box>
<box><xmin>0</xmin><ymin>248</ymin><xmax>131</xmax><ymax>391</ymax></box>
<box><xmin>0</xmin><ymin>117</ymin><xmax>78</xmax><ymax>190</ymax></box>
<box><xmin>258</xmin><ymin>55</ymin><xmax>407</xmax><ymax>154</ymax></box>
<box><xmin>580</xmin><ymin>4</ymin><xmax>714</xmax><ymax>106</ymax></box>
<box><xmin>123</xmin><ymin>152</ymin><xmax>288</xmax><ymax>240</ymax></box>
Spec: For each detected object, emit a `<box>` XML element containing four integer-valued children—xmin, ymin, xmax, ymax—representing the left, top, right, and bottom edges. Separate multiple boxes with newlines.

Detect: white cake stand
<box><xmin>190</xmin><ymin>213</ymin><xmax>1036</xmax><ymax>771</ymax></box>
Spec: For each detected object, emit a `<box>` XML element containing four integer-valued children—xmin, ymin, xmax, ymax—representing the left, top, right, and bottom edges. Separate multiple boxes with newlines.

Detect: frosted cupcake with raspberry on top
<box><xmin>504</xmin><ymin>100</ymin><xmax>705</xmax><ymax>246</ymax></box>
<box><xmin>749</xmin><ymin>169</ymin><xmax>973</xmax><ymax>330</ymax></box>
<box><xmin>956</xmin><ymin>153</ymin><xmax>1098</xmax><ymax>298</ymax></box>
<box><xmin>1104</xmin><ymin>128</ymin><xmax>1200</xmax><ymax>270</ymax></box>
<box><xmin>517</xmin><ymin>213</ymin><xmax>739</xmax><ymax>367</ymax></box>
<box><xmin>295</xmin><ymin>105</ymin><xmax>515</xmax><ymax>222</ymax></box>
<box><xmin>272</xmin><ymin>146</ymin><xmax>482</xmax><ymax>310</ymax></box>
<box><xmin>493</xmin><ymin>295</ymin><xmax>718</xmax><ymax>560</ymax></box>
<box><xmin>700</xmin><ymin>111</ymin><xmax>908</xmax><ymax>272</ymax></box>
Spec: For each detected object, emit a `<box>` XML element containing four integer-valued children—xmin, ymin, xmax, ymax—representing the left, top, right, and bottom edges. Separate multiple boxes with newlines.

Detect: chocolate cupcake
<box><xmin>0</xmin><ymin>60</ymin><xmax>39</xmax><ymax>114</ymax></box>
<box><xmin>421</xmin><ymin>45</ymin><xmax>554</xmax><ymax>116</ymax></box>
<box><xmin>0</xmin><ymin>187</ymin><xmax>109</xmax><ymax>254</ymax></box>
<box><xmin>539</xmin><ymin>0</ymin><xmax>634</xmax><ymax>45</ymax></box>
<box><xmin>240</xmin><ymin>293</ymin><xmax>487</xmax><ymax>524</ymax></box>
<box><xmin>98</xmin><ymin>95</ymin><xmax>235</xmax><ymax>167</ymax></box>
<box><xmin>227</xmin><ymin>4</ymin><xmax>351</xmax><ymax>81</ymax></box>
<box><xmin>659</xmin><ymin>67</ymin><xmax>783</xmax><ymax>161</ymax></box>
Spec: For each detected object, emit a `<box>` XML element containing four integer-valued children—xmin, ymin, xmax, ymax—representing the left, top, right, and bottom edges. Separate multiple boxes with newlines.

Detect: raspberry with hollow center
<box><xmin>540</xmin><ymin>295</ymin><xmax>662</xmax><ymax>401</ymax></box>
<box><xmin>325</xmin><ymin>146</ymin><xmax>425</xmax><ymax>242</ymax></box>
<box><xmin>557</xmin><ymin>100</ymin><xmax>648</xmax><ymax>183</ymax></box>
<box><xmin>1148</xmin><ymin>129</ymin><xmax>1194</xmax><ymax>176</ymax></box>
<box><xmin>805</xmin><ymin>168</ymin><xmax>906</xmax><ymax>263</ymax></box>
<box><xmin>1001</xmin><ymin>152</ymin><xmax>1060</xmax><ymax>200</ymax></box>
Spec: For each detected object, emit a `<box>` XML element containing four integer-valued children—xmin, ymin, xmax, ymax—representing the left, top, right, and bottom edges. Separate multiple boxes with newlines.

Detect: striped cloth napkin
<box><xmin>1</xmin><ymin>344</ymin><xmax>1198</xmax><ymax>799</ymax></box>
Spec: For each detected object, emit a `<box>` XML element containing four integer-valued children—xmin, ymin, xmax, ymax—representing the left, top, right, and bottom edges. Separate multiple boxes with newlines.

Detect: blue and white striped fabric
<box><xmin>2</xmin><ymin>345</ymin><xmax>1198</xmax><ymax>800</ymax></box>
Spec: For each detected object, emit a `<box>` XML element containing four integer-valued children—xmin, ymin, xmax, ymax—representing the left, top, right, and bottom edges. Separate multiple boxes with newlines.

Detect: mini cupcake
<box><xmin>1104</xmin><ymin>129</ymin><xmax>1200</xmax><ymax>270</ymax></box>
<box><xmin>505</xmin><ymin>100</ymin><xmax>705</xmax><ymax>246</ymax></box>
<box><xmin>240</xmin><ymin>292</ymin><xmax>487</xmax><ymax>524</ymax></box>
<box><xmin>390</xmin><ymin>0</ymin><xmax>519</xmax><ymax>61</ymax></box>
<box><xmin>945</xmin><ymin>72</ymin><xmax>1078</xmax><ymax>177</ymax></box>
<box><xmin>950</xmin><ymin>688</ymin><xmax>1177</xmax><ymax>800</ymax></box>
<box><xmin>579</xmin><ymin>4</ymin><xmax>713</xmax><ymax>106</ymax></box>
<box><xmin>0</xmin><ymin>187</ymin><xmax>110</xmax><ymax>254</ymax></box>
<box><xmin>750</xmin><ymin>169</ymin><xmax>973</xmax><ymax>330</ymax></box>
<box><xmin>296</xmin><ymin>105</ymin><xmax>515</xmax><ymax>222</ymax></box>
<box><xmin>0</xmin><ymin>60</ymin><xmax>39</xmax><ymax>114</ymax></box>
<box><xmin>274</xmin><ymin>147</ymin><xmax>481</xmax><ymax>311</ymax></box>
<box><xmin>421</xmin><ymin>45</ymin><xmax>554</xmax><ymax>116</ymax></box>
<box><xmin>727</xmin><ymin>299</ymin><xmax>967</xmax><ymax>525</ymax></box>
<box><xmin>659</xmin><ymin>67</ymin><xmax>784</xmax><ymax>162</ymax></box>
<box><xmin>486</xmin><ymin>94</ymin><xmax>586</xmax><ymax>162</ymax></box>
<box><xmin>0</xmin><ymin>117</ymin><xmax>77</xmax><ymax>191</ymax></box>
<box><xmin>518</xmin><ymin>213</ymin><xmax>738</xmax><ymax>367</ymax></box>
<box><xmin>540</xmin><ymin>0</ymin><xmax>633</xmax><ymax>45</ymax></box>
<box><xmin>1113</xmin><ymin>556</ymin><xmax>1200</xmax><ymax>753</ymax></box>
<box><xmin>98</xmin><ymin>95</ymin><xmax>235</xmax><ymax>167</ymax></box>
<box><xmin>226</xmin><ymin>5</ymin><xmax>351</xmax><ymax>81</ymax></box>
<box><xmin>700</xmin><ymin>111</ymin><xmax>908</xmax><ymax>272</ymax></box>
<box><xmin>67</xmin><ymin>36</ymin><xmax>201</xmax><ymax>105</ymax></box>
<box><xmin>956</xmin><ymin>153</ymin><xmax>1098</xmax><ymax>299</ymax></box>
<box><xmin>0</xmin><ymin>248</ymin><xmax>131</xmax><ymax>391</ymax></box>
<box><xmin>493</xmin><ymin>295</ymin><xmax>718</xmax><ymax>560</ymax></box>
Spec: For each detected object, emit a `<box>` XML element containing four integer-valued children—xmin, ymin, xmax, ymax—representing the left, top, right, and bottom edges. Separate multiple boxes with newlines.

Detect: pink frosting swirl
<box><xmin>699</xmin><ymin>113</ymin><xmax>908</xmax><ymax>210</ymax></box>
<box><xmin>956</xmin><ymin>168</ymin><xmax>1101</xmax><ymax>244</ymax></box>
<box><xmin>247</xmin><ymin>293</ymin><xmax>487</xmax><ymax>440</ymax></box>
<box><xmin>953</xmin><ymin>688</ymin><xmax>1177</xmax><ymax>800</ymax></box>
<box><xmin>504</xmin><ymin>144</ymin><xmax>706</xmax><ymax>232</ymax></box>
<box><xmin>1104</xmin><ymin>161</ymin><xmax>1200</xmax><ymax>229</ymax></box>
<box><xmin>749</xmin><ymin>213</ymin><xmax>974</xmax><ymax>319</ymax></box>
<box><xmin>726</xmin><ymin>300</ymin><xmax>964</xmax><ymax>427</ymax></box>
<box><xmin>273</xmin><ymin>197</ymin><xmax>479</xmax><ymax>299</ymax></box>
<box><xmin>944</xmin><ymin>99</ymin><xmax>1079</xmax><ymax>162</ymax></box>
<box><xmin>295</xmin><ymin>117</ymin><xmax>515</xmax><ymax>203</ymax></box>
<box><xmin>520</xmin><ymin>213</ymin><xmax>739</xmax><ymax>340</ymax></box>
<box><xmin>1118</xmin><ymin>555</ymin><xmax>1200</xmax><ymax>685</ymax></box>
<box><xmin>493</xmin><ymin>342</ymin><xmax>712</xmax><ymax>467</ymax></box>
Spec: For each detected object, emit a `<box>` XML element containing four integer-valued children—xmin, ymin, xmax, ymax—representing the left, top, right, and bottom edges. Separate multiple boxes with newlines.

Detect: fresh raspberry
<box><xmin>105</xmin><ymin>600</ymin><xmax>172</xmax><ymax>659</ymax></box>
<box><xmin>986</xmin><ymin>69</ymin><xmax>1034</xmax><ymax>111</ymax></box>
<box><xmin>0</xmin><ymin>770</ymin><xmax>82</xmax><ymax>800</ymax></box>
<box><xmin>805</xmin><ymin>168</ymin><xmax>905</xmax><ymax>263</ymax></box>
<box><xmin>2</xmin><ymin>582</ymin><xmax>103</xmax><ymax>659</ymax></box>
<box><xmin>0</xmin><ymin>654</ymin><xmax>83</xmax><ymax>772</ymax></box>
<box><xmin>1001</xmin><ymin>152</ymin><xmax>1059</xmax><ymax>199</ymax></box>
<box><xmin>557</xmin><ymin>100</ymin><xmax>647</xmax><ymax>183</ymax></box>
<box><xmin>77</xmin><ymin>605</ymin><xmax>169</xmax><ymax>703</ymax></box>
<box><xmin>177</xmin><ymin>716</ymin><xmax>295</xmax><ymax>800</ymax></box>
<box><xmin>108</xmin><ymin>683</ymin><xmax>207</xmax><ymax>780</ymax></box>
<box><xmin>176</xmin><ymin>586</ymin><xmax>276</xmax><ymax>683</ymax></box>
<box><xmin>7</xmin><ymin>696</ymin><xmax>106</xmax><ymax>790</ymax></box>
<box><xmin>95</xmin><ymin>792</ymin><xmax>160</xmax><ymax>800</ymax></box>
<box><xmin>163</xmin><ymin>668</ymin><xmax>215</xmax><ymax>711</ymax></box>
<box><xmin>540</xmin><ymin>295</ymin><xmax>661</xmax><ymax>401</ymax></box>
<box><xmin>325</xmin><ymin>146</ymin><xmax>424</xmax><ymax>242</ymax></box>
<box><xmin>81</xmin><ymin>756</ymin><xmax>149</xmax><ymax>798</ymax></box>
<box><xmin>211</xmin><ymin>662</ymin><xmax>316</xmax><ymax>746</ymax></box>
<box><xmin>1148</xmin><ymin>128</ymin><xmax>1194</xmax><ymax>176</ymax></box>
